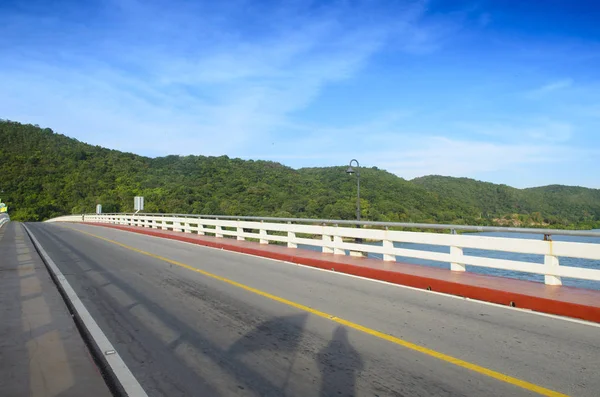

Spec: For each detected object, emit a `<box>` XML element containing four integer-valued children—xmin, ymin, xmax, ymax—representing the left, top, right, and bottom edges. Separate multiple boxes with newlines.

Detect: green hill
<box><xmin>1</xmin><ymin>120</ymin><xmax>599</xmax><ymax>229</ymax></box>
<box><xmin>412</xmin><ymin>175</ymin><xmax>600</xmax><ymax>228</ymax></box>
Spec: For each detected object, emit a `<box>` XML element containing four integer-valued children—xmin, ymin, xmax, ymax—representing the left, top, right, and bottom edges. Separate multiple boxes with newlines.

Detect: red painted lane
<box><xmin>82</xmin><ymin>223</ymin><xmax>600</xmax><ymax>323</ymax></box>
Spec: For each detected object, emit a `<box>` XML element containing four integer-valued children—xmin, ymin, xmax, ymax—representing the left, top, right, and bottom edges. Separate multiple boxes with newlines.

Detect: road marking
<box><xmin>24</xmin><ymin>225</ymin><xmax>148</xmax><ymax>397</ymax></box>
<box><xmin>69</xmin><ymin>226</ymin><xmax>568</xmax><ymax>397</ymax></box>
<box><xmin>74</xmin><ymin>222</ymin><xmax>600</xmax><ymax>329</ymax></box>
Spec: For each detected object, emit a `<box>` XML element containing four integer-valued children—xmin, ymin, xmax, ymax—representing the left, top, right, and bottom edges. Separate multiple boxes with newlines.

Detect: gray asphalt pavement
<box><xmin>25</xmin><ymin>222</ymin><xmax>600</xmax><ymax>397</ymax></box>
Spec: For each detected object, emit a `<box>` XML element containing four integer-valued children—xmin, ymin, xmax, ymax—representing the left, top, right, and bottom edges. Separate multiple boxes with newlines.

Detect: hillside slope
<box><xmin>412</xmin><ymin>175</ymin><xmax>600</xmax><ymax>228</ymax></box>
<box><xmin>1</xmin><ymin>120</ymin><xmax>599</xmax><ymax>228</ymax></box>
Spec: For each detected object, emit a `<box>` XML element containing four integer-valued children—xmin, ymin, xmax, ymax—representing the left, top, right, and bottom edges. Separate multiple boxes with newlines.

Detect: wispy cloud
<box><xmin>0</xmin><ymin>0</ymin><xmax>446</xmax><ymax>156</ymax></box>
<box><xmin>457</xmin><ymin>119</ymin><xmax>574</xmax><ymax>143</ymax></box>
<box><xmin>373</xmin><ymin>137</ymin><xmax>579</xmax><ymax>180</ymax></box>
<box><xmin>525</xmin><ymin>79</ymin><xmax>573</xmax><ymax>99</ymax></box>
<box><xmin>250</xmin><ymin>113</ymin><xmax>590</xmax><ymax>184</ymax></box>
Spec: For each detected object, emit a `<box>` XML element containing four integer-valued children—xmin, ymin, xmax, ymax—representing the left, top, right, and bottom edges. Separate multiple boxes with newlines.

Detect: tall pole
<box><xmin>356</xmin><ymin>171</ymin><xmax>360</xmax><ymax>222</ymax></box>
<box><xmin>348</xmin><ymin>159</ymin><xmax>360</xmax><ymax>222</ymax></box>
<box><xmin>347</xmin><ymin>159</ymin><xmax>362</xmax><ymax>245</ymax></box>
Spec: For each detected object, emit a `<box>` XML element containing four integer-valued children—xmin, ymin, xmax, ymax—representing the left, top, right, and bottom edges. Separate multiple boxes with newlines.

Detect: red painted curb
<box><xmin>83</xmin><ymin>223</ymin><xmax>600</xmax><ymax>323</ymax></box>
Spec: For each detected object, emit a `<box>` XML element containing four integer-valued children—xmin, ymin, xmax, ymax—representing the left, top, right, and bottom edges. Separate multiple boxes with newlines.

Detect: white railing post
<box><xmin>184</xmin><ymin>217</ymin><xmax>192</xmax><ymax>233</ymax></box>
<box><xmin>333</xmin><ymin>226</ymin><xmax>345</xmax><ymax>255</ymax></box>
<box><xmin>197</xmin><ymin>218</ymin><xmax>205</xmax><ymax>236</ymax></box>
<box><xmin>450</xmin><ymin>230</ymin><xmax>466</xmax><ymax>272</ymax></box>
<box><xmin>161</xmin><ymin>218</ymin><xmax>168</xmax><ymax>230</ymax></box>
<box><xmin>237</xmin><ymin>220</ymin><xmax>245</xmax><ymax>241</ymax></box>
<box><xmin>322</xmin><ymin>233</ymin><xmax>334</xmax><ymax>254</ymax></box>
<box><xmin>287</xmin><ymin>222</ymin><xmax>297</xmax><ymax>248</ymax></box>
<box><xmin>544</xmin><ymin>255</ymin><xmax>562</xmax><ymax>285</ymax></box>
<box><xmin>259</xmin><ymin>221</ymin><xmax>268</xmax><ymax>244</ymax></box>
<box><xmin>450</xmin><ymin>246</ymin><xmax>465</xmax><ymax>271</ymax></box>
<box><xmin>216</xmin><ymin>221</ymin><xmax>223</xmax><ymax>238</ymax></box>
<box><xmin>543</xmin><ymin>234</ymin><xmax>562</xmax><ymax>285</ymax></box>
<box><xmin>382</xmin><ymin>239</ymin><xmax>395</xmax><ymax>262</ymax></box>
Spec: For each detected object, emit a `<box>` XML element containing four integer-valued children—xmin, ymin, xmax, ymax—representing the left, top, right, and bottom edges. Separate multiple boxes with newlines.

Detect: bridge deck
<box><xmin>0</xmin><ymin>222</ymin><xmax>112</xmax><ymax>397</ymax></box>
<box><xmin>21</xmin><ymin>221</ymin><xmax>600</xmax><ymax>396</ymax></box>
<box><xmin>88</xmin><ymin>222</ymin><xmax>600</xmax><ymax>323</ymax></box>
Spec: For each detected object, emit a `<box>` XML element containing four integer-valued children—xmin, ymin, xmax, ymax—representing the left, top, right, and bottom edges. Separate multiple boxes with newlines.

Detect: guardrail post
<box><xmin>322</xmin><ymin>229</ymin><xmax>334</xmax><ymax>254</ymax></box>
<box><xmin>333</xmin><ymin>225</ymin><xmax>345</xmax><ymax>255</ymax></box>
<box><xmin>237</xmin><ymin>220</ymin><xmax>245</xmax><ymax>241</ymax></box>
<box><xmin>161</xmin><ymin>218</ymin><xmax>168</xmax><ymax>230</ymax></box>
<box><xmin>544</xmin><ymin>255</ymin><xmax>562</xmax><ymax>285</ymax></box>
<box><xmin>197</xmin><ymin>218</ymin><xmax>205</xmax><ymax>235</ymax></box>
<box><xmin>450</xmin><ymin>246</ymin><xmax>465</xmax><ymax>271</ymax></box>
<box><xmin>543</xmin><ymin>234</ymin><xmax>562</xmax><ymax>285</ymax></box>
<box><xmin>216</xmin><ymin>220</ymin><xmax>223</xmax><ymax>238</ymax></box>
<box><xmin>449</xmin><ymin>229</ymin><xmax>466</xmax><ymax>271</ymax></box>
<box><xmin>259</xmin><ymin>221</ymin><xmax>268</xmax><ymax>244</ymax></box>
<box><xmin>287</xmin><ymin>222</ymin><xmax>297</xmax><ymax>248</ymax></box>
<box><xmin>382</xmin><ymin>239</ymin><xmax>395</xmax><ymax>262</ymax></box>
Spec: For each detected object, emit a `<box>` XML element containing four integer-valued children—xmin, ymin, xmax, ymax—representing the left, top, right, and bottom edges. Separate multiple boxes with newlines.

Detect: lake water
<box><xmin>299</xmin><ymin>229</ymin><xmax>600</xmax><ymax>291</ymax></box>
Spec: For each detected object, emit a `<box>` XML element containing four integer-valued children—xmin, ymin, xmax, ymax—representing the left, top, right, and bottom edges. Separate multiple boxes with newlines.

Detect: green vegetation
<box><xmin>1</xmin><ymin>120</ymin><xmax>599</xmax><ymax>229</ymax></box>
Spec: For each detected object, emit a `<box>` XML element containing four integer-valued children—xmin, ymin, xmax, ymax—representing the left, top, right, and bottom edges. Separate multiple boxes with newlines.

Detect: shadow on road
<box><xmin>317</xmin><ymin>326</ymin><xmax>364</xmax><ymax>397</ymax></box>
<box><xmin>32</xmin><ymin>224</ymin><xmax>367</xmax><ymax>396</ymax></box>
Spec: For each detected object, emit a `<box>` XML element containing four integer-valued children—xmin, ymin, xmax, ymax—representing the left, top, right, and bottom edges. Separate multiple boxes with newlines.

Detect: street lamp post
<box><xmin>346</xmin><ymin>159</ymin><xmax>362</xmax><ymax>245</ymax></box>
<box><xmin>346</xmin><ymin>159</ymin><xmax>360</xmax><ymax>222</ymax></box>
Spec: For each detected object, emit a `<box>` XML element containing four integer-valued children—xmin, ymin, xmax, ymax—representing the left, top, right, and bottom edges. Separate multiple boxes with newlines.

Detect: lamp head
<box><xmin>346</xmin><ymin>166</ymin><xmax>355</xmax><ymax>174</ymax></box>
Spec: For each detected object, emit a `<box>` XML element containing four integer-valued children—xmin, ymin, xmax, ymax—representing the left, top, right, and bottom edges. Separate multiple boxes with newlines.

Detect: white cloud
<box><xmin>525</xmin><ymin>79</ymin><xmax>573</xmax><ymax>99</ymax></box>
<box><xmin>457</xmin><ymin>119</ymin><xmax>574</xmax><ymax>143</ymax></box>
<box><xmin>373</xmin><ymin>136</ymin><xmax>575</xmax><ymax>179</ymax></box>
<box><xmin>1</xmin><ymin>0</ymin><xmax>451</xmax><ymax>157</ymax></box>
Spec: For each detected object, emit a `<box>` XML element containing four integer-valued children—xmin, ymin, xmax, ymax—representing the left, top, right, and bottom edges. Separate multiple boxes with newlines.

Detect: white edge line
<box><xmin>61</xmin><ymin>222</ymin><xmax>600</xmax><ymax>329</ymax></box>
<box><xmin>24</xmin><ymin>224</ymin><xmax>149</xmax><ymax>397</ymax></box>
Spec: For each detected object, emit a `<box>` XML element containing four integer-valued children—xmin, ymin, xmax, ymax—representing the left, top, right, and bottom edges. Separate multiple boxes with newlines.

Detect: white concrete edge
<box><xmin>23</xmin><ymin>224</ymin><xmax>149</xmax><ymax>397</ymax></box>
<box><xmin>66</xmin><ymin>223</ymin><xmax>600</xmax><ymax>329</ymax></box>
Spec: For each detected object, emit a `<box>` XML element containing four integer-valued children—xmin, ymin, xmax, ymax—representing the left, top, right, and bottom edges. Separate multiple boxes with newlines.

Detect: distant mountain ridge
<box><xmin>1</xmin><ymin>120</ymin><xmax>599</xmax><ymax>229</ymax></box>
<box><xmin>411</xmin><ymin>175</ymin><xmax>600</xmax><ymax>227</ymax></box>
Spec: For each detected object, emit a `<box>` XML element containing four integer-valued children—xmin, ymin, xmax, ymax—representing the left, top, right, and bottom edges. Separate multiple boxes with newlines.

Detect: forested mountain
<box><xmin>411</xmin><ymin>176</ymin><xmax>600</xmax><ymax>228</ymax></box>
<box><xmin>1</xmin><ymin>120</ymin><xmax>599</xmax><ymax>229</ymax></box>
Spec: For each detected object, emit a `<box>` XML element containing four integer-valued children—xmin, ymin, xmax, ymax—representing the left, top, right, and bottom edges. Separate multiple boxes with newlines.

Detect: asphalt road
<box><xmin>26</xmin><ymin>222</ymin><xmax>600</xmax><ymax>397</ymax></box>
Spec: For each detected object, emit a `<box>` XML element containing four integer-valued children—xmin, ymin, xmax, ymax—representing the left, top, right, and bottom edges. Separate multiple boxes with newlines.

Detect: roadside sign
<box><xmin>134</xmin><ymin>196</ymin><xmax>144</xmax><ymax>211</ymax></box>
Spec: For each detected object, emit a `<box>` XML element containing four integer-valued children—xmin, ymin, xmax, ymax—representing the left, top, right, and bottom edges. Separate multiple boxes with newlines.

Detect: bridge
<box><xmin>1</xmin><ymin>213</ymin><xmax>599</xmax><ymax>396</ymax></box>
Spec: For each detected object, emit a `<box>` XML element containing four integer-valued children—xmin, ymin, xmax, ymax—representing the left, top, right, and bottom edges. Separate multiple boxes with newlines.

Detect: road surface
<box><xmin>25</xmin><ymin>222</ymin><xmax>600</xmax><ymax>397</ymax></box>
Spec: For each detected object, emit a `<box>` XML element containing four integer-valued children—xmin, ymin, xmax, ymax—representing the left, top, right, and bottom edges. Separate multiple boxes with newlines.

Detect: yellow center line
<box><xmin>68</xmin><ymin>226</ymin><xmax>568</xmax><ymax>397</ymax></box>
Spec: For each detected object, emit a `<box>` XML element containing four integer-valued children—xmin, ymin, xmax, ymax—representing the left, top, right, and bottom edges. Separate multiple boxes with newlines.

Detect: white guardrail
<box><xmin>0</xmin><ymin>214</ymin><xmax>9</xmax><ymax>229</ymax></box>
<box><xmin>46</xmin><ymin>213</ymin><xmax>600</xmax><ymax>286</ymax></box>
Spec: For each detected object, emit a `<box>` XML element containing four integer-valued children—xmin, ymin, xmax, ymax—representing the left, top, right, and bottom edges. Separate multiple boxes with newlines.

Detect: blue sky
<box><xmin>1</xmin><ymin>0</ymin><xmax>599</xmax><ymax>188</ymax></box>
